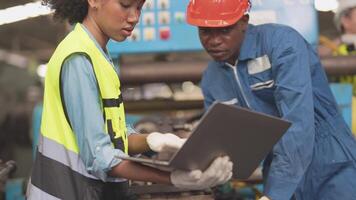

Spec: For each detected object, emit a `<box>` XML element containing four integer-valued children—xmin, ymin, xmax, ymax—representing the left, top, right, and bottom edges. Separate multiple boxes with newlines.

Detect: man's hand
<box><xmin>146</xmin><ymin>132</ymin><xmax>186</xmax><ymax>153</ymax></box>
<box><xmin>170</xmin><ymin>156</ymin><xmax>233</xmax><ymax>190</ymax></box>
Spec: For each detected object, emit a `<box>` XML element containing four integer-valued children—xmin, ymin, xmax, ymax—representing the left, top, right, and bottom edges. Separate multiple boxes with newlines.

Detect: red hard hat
<box><xmin>186</xmin><ymin>0</ymin><xmax>250</xmax><ymax>27</ymax></box>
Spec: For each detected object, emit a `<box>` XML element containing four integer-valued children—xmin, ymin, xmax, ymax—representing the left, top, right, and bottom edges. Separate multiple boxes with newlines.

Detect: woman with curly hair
<box><xmin>26</xmin><ymin>0</ymin><xmax>233</xmax><ymax>199</ymax></box>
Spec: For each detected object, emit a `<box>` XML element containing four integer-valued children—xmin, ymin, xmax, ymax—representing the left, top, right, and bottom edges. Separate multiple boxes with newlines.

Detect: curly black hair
<box><xmin>42</xmin><ymin>0</ymin><xmax>88</xmax><ymax>24</ymax></box>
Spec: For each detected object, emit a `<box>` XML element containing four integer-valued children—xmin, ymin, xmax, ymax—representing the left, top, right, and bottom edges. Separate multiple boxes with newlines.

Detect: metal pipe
<box><xmin>321</xmin><ymin>55</ymin><xmax>356</xmax><ymax>76</ymax></box>
<box><xmin>120</xmin><ymin>60</ymin><xmax>207</xmax><ymax>85</ymax></box>
<box><xmin>119</xmin><ymin>56</ymin><xmax>356</xmax><ymax>85</ymax></box>
<box><xmin>124</xmin><ymin>99</ymin><xmax>204</xmax><ymax>112</ymax></box>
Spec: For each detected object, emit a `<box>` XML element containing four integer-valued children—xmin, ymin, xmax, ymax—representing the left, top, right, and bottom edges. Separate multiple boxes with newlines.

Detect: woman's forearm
<box><xmin>109</xmin><ymin>160</ymin><xmax>171</xmax><ymax>184</ymax></box>
<box><xmin>127</xmin><ymin>134</ymin><xmax>150</xmax><ymax>155</ymax></box>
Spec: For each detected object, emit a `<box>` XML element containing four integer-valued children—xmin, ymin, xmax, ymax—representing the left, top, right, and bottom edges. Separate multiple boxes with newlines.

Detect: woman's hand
<box><xmin>146</xmin><ymin>132</ymin><xmax>186</xmax><ymax>153</ymax></box>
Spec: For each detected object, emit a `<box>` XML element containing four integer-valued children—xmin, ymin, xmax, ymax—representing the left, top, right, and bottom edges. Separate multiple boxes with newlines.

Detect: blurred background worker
<box><xmin>25</xmin><ymin>0</ymin><xmax>233</xmax><ymax>199</ymax></box>
<box><xmin>334</xmin><ymin>0</ymin><xmax>356</xmax><ymax>55</ymax></box>
<box><xmin>319</xmin><ymin>0</ymin><xmax>356</xmax><ymax>56</ymax></box>
<box><xmin>333</xmin><ymin>0</ymin><xmax>356</xmax><ymax>134</ymax></box>
<box><xmin>320</xmin><ymin>0</ymin><xmax>356</xmax><ymax>134</ymax></box>
<box><xmin>186</xmin><ymin>0</ymin><xmax>356</xmax><ymax>200</ymax></box>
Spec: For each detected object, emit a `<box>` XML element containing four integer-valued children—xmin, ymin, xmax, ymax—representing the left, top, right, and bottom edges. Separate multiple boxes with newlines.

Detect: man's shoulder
<box><xmin>252</xmin><ymin>23</ymin><xmax>298</xmax><ymax>36</ymax></box>
<box><xmin>252</xmin><ymin>23</ymin><xmax>293</xmax><ymax>30</ymax></box>
<box><xmin>250</xmin><ymin>23</ymin><xmax>304</xmax><ymax>47</ymax></box>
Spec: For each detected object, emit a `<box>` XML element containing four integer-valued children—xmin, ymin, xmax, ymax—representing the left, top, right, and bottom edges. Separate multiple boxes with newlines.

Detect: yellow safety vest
<box><xmin>27</xmin><ymin>24</ymin><xmax>128</xmax><ymax>200</ymax></box>
<box><xmin>336</xmin><ymin>44</ymin><xmax>356</xmax><ymax>56</ymax></box>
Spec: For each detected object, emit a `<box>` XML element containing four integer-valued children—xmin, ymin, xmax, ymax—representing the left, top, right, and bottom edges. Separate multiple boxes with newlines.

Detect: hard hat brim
<box><xmin>186</xmin><ymin>13</ymin><xmax>245</xmax><ymax>27</ymax></box>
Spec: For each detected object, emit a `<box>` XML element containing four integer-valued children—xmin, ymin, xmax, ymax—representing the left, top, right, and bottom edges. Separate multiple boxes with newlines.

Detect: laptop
<box><xmin>117</xmin><ymin>102</ymin><xmax>291</xmax><ymax>179</ymax></box>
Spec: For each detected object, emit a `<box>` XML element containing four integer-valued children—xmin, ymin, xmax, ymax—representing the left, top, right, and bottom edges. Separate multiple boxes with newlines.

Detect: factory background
<box><xmin>0</xmin><ymin>0</ymin><xmax>355</xmax><ymax>199</ymax></box>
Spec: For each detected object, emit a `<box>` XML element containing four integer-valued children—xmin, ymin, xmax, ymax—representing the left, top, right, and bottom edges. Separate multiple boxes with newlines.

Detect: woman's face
<box><xmin>342</xmin><ymin>8</ymin><xmax>356</xmax><ymax>34</ymax></box>
<box><xmin>95</xmin><ymin>0</ymin><xmax>145</xmax><ymax>42</ymax></box>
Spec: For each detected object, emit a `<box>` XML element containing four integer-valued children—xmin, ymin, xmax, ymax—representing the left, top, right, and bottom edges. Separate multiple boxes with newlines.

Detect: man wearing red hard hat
<box><xmin>186</xmin><ymin>0</ymin><xmax>356</xmax><ymax>200</ymax></box>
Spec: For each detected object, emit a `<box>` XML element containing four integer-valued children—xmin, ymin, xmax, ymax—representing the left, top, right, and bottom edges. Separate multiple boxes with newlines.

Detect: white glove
<box><xmin>259</xmin><ymin>196</ymin><xmax>271</xmax><ymax>200</ymax></box>
<box><xmin>146</xmin><ymin>132</ymin><xmax>186</xmax><ymax>153</ymax></box>
<box><xmin>170</xmin><ymin>156</ymin><xmax>233</xmax><ymax>190</ymax></box>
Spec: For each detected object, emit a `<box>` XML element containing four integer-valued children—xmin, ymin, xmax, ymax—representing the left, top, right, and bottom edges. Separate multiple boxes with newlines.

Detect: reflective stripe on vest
<box><xmin>29</xmin><ymin>136</ymin><xmax>126</xmax><ymax>200</ymax></box>
<box><xmin>37</xmin><ymin>134</ymin><xmax>98</xmax><ymax>179</ymax></box>
<box><xmin>31</xmin><ymin>150</ymin><xmax>100</xmax><ymax>200</ymax></box>
<box><xmin>28</xmin><ymin>23</ymin><xmax>128</xmax><ymax>199</ymax></box>
<box><xmin>27</xmin><ymin>182</ymin><xmax>60</xmax><ymax>200</ymax></box>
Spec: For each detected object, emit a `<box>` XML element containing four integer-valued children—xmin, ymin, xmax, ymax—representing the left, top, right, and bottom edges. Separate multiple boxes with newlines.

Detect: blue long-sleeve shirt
<box><xmin>200</xmin><ymin>24</ymin><xmax>356</xmax><ymax>200</ymax></box>
<box><xmin>60</xmin><ymin>24</ymin><xmax>135</xmax><ymax>181</ymax></box>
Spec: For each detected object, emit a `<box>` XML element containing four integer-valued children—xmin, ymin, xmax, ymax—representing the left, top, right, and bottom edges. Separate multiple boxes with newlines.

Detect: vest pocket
<box><xmin>248</xmin><ymin>67</ymin><xmax>275</xmax><ymax>101</ymax></box>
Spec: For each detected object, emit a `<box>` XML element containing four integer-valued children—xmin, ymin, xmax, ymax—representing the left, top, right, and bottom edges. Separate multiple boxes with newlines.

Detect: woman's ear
<box><xmin>88</xmin><ymin>0</ymin><xmax>100</xmax><ymax>10</ymax></box>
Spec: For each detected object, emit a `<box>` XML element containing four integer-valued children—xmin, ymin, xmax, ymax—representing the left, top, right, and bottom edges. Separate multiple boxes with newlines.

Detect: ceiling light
<box><xmin>0</xmin><ymin>49</ymin><xmax>28</xmax><ymax>68</ymax></box>
<box><xmin>0</xmin><ymin>1</ymin><xmax>53</xmax><ymax>26</ymax></box>
<box><xmin>37</xmin><ymin>64</ymin><xmax>47</xmax><ymax>78</ymax></box>
<box><xmin>314</xmin><ymin>0</ymin><xmax>339</xmax><ymax>12</ymax></box>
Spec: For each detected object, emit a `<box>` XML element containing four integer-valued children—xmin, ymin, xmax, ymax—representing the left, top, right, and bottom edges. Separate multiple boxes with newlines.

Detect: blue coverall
<box><xmin>201</xmin><ymin>24</ymin><xmax>356</xmax><ymax>200</ymax></box>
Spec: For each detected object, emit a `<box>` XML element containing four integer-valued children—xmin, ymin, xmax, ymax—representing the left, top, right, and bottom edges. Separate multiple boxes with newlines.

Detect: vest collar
<box><xmin>76</xmin><ymin>24</ymin><xmax>114</xmax><ymax>65</ymax></box>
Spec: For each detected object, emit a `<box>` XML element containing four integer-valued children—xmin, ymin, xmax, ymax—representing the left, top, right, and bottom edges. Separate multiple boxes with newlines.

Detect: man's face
<box><xmin>342</xmin><ymin>7</ymin><xmax>356</xmax><ymax>34</ymax></box>
<box><xmin>198</xmin><ymin>16</ymin><xmax>249</xmax><ymax>64</ymax></box>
